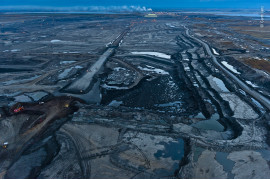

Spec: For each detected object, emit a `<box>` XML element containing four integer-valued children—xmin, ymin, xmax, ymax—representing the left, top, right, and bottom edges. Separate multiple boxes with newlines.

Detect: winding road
<box><xmin>184</xmin><ymin>26</ymin><xmax>270</xmax><ymax>111</ymax></box>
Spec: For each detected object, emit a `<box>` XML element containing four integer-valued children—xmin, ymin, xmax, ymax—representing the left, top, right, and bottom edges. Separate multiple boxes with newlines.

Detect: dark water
<box><xmin>191</xmin><ymin>113</ymin><xmax>224</xmax><ymax>132</ymax></box>
<box><xmin>193</xmin><ymin>146</ymin><xmax>204</xmax><ymax>162</ymax></box>
<box><xmin>152</xmin><ymin>138</ymin><xmax>185</xmax><ymax>177</ymax></box>
<box><xmin>154</xmin><ymin>139</ymin><xmax>185</xmax><ymax>161</ymax></box>
<box><xmin>216</xmin><ymin>152</ymin><xmax>235</xmax><ymax>178</ymax></box>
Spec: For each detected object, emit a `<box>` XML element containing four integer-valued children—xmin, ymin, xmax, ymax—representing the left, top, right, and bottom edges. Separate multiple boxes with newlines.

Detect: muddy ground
<box><xmin>0</xmin><ymin>12</ymin><xmax>270</xmax><ymax>178</ymax></box>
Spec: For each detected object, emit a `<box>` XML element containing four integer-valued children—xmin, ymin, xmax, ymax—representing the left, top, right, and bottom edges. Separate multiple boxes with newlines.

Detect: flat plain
<box><xmin>0</xmin><ymin>12</ymin><xmax>270</xmax><ymax>178</ymax></box>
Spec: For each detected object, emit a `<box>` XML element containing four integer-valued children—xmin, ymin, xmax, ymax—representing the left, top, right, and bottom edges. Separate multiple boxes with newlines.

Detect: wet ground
<box><xmin>0</xmin><ymin>12</ymin><xmax>270</xmax><ymax>178</ymax></box>
<box><xmin>101</xmin><ymin>75</ymin><xmax>197</xmax><ymax>115</ymax></box>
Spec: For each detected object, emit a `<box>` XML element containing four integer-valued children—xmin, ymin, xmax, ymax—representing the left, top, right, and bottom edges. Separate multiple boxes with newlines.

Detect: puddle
<box><xmin>257</xmin><ymin>149</ymin><xmax>270</xmax><ymax>161</ymax></box>
<box><xmin>192</xmin><ymin>113</ymin><xmax>224</xmax><ymax>132</ymax></box>
<box><xmin>193</xmin><ymin>112</ymin><xmax>206</xmax><ymax>119</ymax></box>
<box><xmin>216</xmin><ymin>152</ymin><xmax>235</xmax><ymax>178</ymax></box>
<box><xmin>193</xmin><ymin>146</ymin><xmax>204</xmax><ymax>162</ymax></box>
<box><xmin>154</xmin><ymin>139</ymin><xmax>185</xmax><ymax>161</ymax></box>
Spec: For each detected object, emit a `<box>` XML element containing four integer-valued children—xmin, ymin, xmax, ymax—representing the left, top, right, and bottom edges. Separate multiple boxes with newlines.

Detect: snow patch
<box><xmin>166</xmin><ymin>23</ymin><xmax>175</xmax><ymax>28</ymax></box>
<box><xmin>220</xmin><ymin>93</ymin><xmax>258</xmax><ymax>119</ymax></box>
<box><xmin>63</xmin><ymin>51</ymin><xmax>79</xmax><ymax>54</ymax></box>
<box><xmin>108</xmin><ymin>100</ymin><xmax>123</xmax><ymax>107</ymax></box>
<box><xmin>131</xmin><ymin>51</ymin><xmax>171</xmax><ymax>59</ymax></box>
<box><xmin>74</xmin><ymin>65</ymin><xmax>83</xmax><ymax>69</ymax></box>
<box><xmin>207</xmin><ymin>75</ymin><xmax>230</xmax><ymax>93</ymax></box>
<box><xmin>212</xmin><ymin>48</ymin><xmax>219</xmax><ymax>55</ymax></box>
<box><xmin>114</xmin><ymin>67</ymin><xmax>126</xmax><ymax>71</ymax></box>
<box><xmin>155</xmin><ymin>101</ymin><xmax>183</xmax><ymax>107</ymax></box>
<box><xmin>11</xmin><ymin>49</ymin><xmax>20</xmax><ymax>52</ymax></box>
<box><xmin>58</xmin><ymin>66</ymin><xmax>83</xmax><ymax>79</ymax></box>
<box><xmin>212</xmin><ymin>77</ymin><xmax>230</xmax><ymax>92</ymax></box>
<box><xmin>58</xmin><ymin>68</ymin><xmax>73</xmax><ymax>79</ymax></box>
<box><xmin>60</xmin><ymin>61</ymin><xmax>76</xmax><ymax>65</ymax></box>
<box><xmin>101</xmin><ymin>84</ymin><xmax>129</xmax><ymax>90</ymax></box>
<box><xmin>50</xmin><ymin>39</ymin><xmax>62</xmax><ymax>43</ymax></box>
<box><xmin>138</xmin><ymin>65</ymin><xmax>169</xmax><ymax>75</ymax></box>
<box><xmin>119</xmin><ymin>40</ymin><xmax>123</xmax><ymax>46</ymax></box>
<box><xmin>106</xmin><ymin>41</ymin><xmax>113</xmax><ymax>47</ymax></box>
<box><xmin>246</xmin><ymin>81</ymin><xmax>258</xmax><ymax>88</ymax></box>
<box><xmin>221</xmin><ymin>61</ymin><xmax>241</xmax><ymax>74</ymax></box>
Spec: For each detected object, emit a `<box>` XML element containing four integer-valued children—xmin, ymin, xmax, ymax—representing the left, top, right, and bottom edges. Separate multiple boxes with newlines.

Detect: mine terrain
<box><xmin>0</xmin><ymin>12</ymin><xmax>270</xmax><ymax>178</ymax></box>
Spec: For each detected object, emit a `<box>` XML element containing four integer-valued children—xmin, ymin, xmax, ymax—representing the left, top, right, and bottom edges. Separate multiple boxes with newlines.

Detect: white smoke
<box><xmin>74</xmin><ymin>5</ymin><xmax>148</xmax><ymax>12</ymax></box>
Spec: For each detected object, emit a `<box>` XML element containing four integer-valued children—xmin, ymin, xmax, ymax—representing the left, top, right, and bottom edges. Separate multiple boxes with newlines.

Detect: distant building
<box><xmin>144</xmin><ymin>14</ymin><xmax>157</xmax><ymax>18</ymax></box>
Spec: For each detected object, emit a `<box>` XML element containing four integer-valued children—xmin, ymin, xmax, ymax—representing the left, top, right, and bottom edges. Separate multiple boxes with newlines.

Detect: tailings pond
<box><xmin>101</xmin><ymin>74</ymin><xmax>198</xmax><ymax>115</ymax></box>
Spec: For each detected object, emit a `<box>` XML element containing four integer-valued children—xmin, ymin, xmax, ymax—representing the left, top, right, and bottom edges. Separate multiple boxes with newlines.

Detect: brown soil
<box><xmin>240</xmin><ymin>58</ymin><xmax>270</xmax><ymax>73</ymax></box>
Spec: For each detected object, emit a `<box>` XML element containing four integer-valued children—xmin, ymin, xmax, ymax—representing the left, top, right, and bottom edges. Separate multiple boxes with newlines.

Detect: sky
<box><xmin>0</xmin><ymin>0</ymin><xmax>269</xmax><ymax>10</ymax></box>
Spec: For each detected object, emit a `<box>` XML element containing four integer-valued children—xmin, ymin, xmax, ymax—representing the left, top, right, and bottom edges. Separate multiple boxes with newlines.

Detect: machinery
<box><xmin>13</xmin><ymin>105</ymin><xmax>24</xmax><ymax>113</ymax></box>
<box><xmin>2</xmin><ymin>142</ymin><xmax>8</xmax><ymax>149</ymax></box>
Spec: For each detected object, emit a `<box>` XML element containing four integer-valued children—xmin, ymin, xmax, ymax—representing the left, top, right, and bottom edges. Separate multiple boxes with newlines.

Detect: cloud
<box><xmin>0</xmin><ymin>5</ymin><xmax>149</xmax><ymax>12</ymax></box>
<box><xmin>87</xmin><ymin>5</ymin><xmax>147</xmax><ymax>11</ymax></box>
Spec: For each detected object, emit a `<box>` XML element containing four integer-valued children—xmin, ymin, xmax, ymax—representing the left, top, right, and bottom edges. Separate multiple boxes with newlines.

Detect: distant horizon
<box><xmin>0</xmin><ymin>0</ymin><xmax>269</xmax><ymax>10</ymax></box>
<box><xmin>0</xmin><ymin>6</ymin><xmax>268</xmax><ymax>13</ymax></box>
